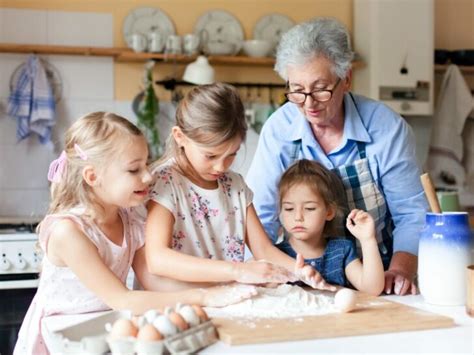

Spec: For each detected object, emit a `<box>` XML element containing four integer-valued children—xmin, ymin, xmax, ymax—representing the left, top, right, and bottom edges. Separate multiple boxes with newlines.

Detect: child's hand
<box><xmin>234</xmin><ymin>260</ymin><xmax>298</xmax><ymax>284</ymax></box>
<box><xmin>346</xmin><ymin>209</ymin><xmax>376</xmax><ymax>243</ymax></box>
<box><xmin>201</xmin><ymin>284</ymin><xmax>258</xmax><ymax>307</ymax></box>
<box><xmin>294</xmin><ymin>254</ymin><xmax>337</xmax><ymax>291</ymax></box>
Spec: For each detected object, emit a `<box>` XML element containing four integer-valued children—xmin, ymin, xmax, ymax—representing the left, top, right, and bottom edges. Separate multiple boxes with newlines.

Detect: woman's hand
<box><xmin>346</xmin><ymin>209</ymin><xmax>376</xmax><ymax>242</ymax></box>
<box><xmin>201</xmin><ymin>284</ymin><xmax>258</xmax><ymax>307</ymax></box>
<box><xmin>294</xmin><ymin>254</ymin><xmax>336</xmax><ymax>291</ymax></box>
<box><xmin>384</xmin><ymin>252</ymin><xmax>418</xmax><ymax>295</ymax></box>
<box><xmin>234</xmin><ymin>260</ymin><xmax>298</xmax><ymax>284</ymax></box>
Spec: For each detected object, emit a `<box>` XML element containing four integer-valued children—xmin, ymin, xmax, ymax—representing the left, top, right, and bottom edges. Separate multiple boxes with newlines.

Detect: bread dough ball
<box><xmin>334</xmin><ymin>288</ymin><xmax>357</xmax><ymax>313</ymax></box>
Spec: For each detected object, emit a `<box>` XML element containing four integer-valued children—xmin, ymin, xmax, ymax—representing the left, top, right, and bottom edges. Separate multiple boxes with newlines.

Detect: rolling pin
<box><xmin>420</xmin><ymin>173</ymin><xmax>442</xmax><ymax>213</ymax></box>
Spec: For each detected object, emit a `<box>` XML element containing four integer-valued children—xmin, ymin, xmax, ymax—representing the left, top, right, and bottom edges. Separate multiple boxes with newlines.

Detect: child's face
<box><xmin>93</xmin><ymin>136</ymin><xmax>152</xmax><ymax>208</ymax></box>
<box><xmin>279</xmin><ymin>183</ymin><xmax>335</xmax><ymax>241</ymax></box>
<box><xmin>180</xmin><ymin>134</ymin><xmax>242</xmax><ymax>186</ymax></box>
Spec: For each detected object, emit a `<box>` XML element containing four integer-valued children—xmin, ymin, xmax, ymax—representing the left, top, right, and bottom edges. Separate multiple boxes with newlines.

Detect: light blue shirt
<box><xmin>246</xmin><ymin>93</ymin><xmax>428</xmax><ymax>255</ymax></box>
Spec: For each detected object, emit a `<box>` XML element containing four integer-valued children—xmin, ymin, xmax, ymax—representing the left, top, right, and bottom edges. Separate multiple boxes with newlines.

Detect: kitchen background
<box><xmin>0</xmin><ymin>0</ymin><xmax>473</xmax><ymax>219</ymax></box>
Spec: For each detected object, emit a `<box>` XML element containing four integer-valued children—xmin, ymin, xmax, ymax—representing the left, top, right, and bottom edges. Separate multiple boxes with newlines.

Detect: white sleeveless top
<box><xmin>14</xmin><ymin>207</ymin><xmax>145</xmax><ymax>355</ymax></box>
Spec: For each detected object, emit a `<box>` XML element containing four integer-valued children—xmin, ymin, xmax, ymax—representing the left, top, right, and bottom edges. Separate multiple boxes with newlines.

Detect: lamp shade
<box><xmin>182</xmin><ymin>56</ymin><xmax>215</xmax><ymax>85</ymax></box>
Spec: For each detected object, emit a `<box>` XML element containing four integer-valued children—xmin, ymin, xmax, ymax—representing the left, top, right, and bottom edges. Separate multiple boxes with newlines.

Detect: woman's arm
<box><xmin>344</xmin><ymin>210</ymin><xmax>384</xmax><ymax>295</ymax></box>
<box><xmin>48</xmin><ymin>219</ymin><xmax>256</xmax><ymax>315</ymax></box>
<box><xmin>145</xmin><ymin>201</ymin><xmax>294</xmax><ymax>284</ymax></box>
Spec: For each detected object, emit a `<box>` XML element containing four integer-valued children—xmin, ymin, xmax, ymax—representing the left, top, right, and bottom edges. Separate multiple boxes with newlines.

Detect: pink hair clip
<box><xmin>47</xmin><ymin>151</ymin><xmax>67</xmax><ymax>183</ymax></box>
<box><xmin>74</xmin><ymin>143</ymin><xmax>88</xmax><ymax>160</ymax></box>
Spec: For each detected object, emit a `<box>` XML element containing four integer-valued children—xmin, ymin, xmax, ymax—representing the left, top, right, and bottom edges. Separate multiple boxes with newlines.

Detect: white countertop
<box><xmin>43</xmin><ymin>295</ymin><xmax>473</xmax><ymax>354</ymax></box>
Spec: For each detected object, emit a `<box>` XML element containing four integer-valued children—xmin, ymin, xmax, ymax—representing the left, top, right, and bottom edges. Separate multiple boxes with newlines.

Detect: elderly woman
<box><xmin>246</xmin><ymin>17</ymin><xmax>428</xmax><ymax>296</ymax></box>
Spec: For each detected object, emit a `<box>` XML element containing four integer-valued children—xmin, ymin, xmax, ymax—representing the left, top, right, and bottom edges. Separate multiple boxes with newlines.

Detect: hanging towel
<box><xmin>426</xmin><ymin>64</ymin><xmax>474</xmax><ymax>188</ymax></box>
<box><xmin>7</xmin><ymin>55</ymin><xmax>56</xmax><ymax>146</ymax></box>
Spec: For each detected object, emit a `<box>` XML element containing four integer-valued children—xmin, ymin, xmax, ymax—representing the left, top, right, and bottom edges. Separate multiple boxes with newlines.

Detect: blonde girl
<box><xmin>277</xmin><ymin>159</ymin><xmax>384</xmax><ymax>295</ymax></box>
<box><xmin>146</xmin><ymin>83</ymin><xmax>337</xmax><ymax>289</ymax></box>
<box><xmin>14</xmin><ymin>112</ymin><xmax>256</xmax><ymax>355</ymax></box>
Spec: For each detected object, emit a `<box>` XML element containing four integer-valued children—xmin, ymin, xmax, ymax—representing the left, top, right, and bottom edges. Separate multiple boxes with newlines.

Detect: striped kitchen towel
<box><xmin>7</xmin><ymin>55</ymin><xmax>56</xmax><ymax>145</ymax></box>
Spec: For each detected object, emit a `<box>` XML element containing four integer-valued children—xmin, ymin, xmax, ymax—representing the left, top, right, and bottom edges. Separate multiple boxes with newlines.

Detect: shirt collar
<box><xmin>343</xmin><ymin>93</ymin><xmax>371</xmax><ymax>143</ymax></box>
<box><xmin>287</xmin><ymin>93</ymin><xmax>372</xmax><ymax>144</ymax></box>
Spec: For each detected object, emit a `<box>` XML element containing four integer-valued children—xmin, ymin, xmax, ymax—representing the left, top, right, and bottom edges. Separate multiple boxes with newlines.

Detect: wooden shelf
<box><xmin>0</xmin><ymin>43</ymin><xmax>365</xmax><ymax>68</ymax></box>
<box><xmin>435</xmin><ymin>64</ymin><xmax>474</xmax><ymax>73</ymax></box>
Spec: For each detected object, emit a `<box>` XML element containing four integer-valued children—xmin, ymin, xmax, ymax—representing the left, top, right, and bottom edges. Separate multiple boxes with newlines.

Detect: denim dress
<box><xmin>276</xmin><ymin>237</ymin><xmax>358</xmax><ymax>287</ymax></box>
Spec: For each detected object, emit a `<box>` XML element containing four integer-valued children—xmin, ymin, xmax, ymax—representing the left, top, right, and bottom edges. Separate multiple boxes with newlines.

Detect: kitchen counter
<box><xmin>42</xmin><ymin>294</ymin><xmax>473</xmax><ymax>354</ymax></box>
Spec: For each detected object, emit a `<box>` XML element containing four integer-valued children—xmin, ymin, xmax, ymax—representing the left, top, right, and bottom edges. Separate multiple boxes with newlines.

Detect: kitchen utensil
<box><xmin>242</xmin><ymin>39</ymin><xmax>273</xmax><ymax>58</ymax></box>
<box><xmin>194</xmin><ymin>10</ymin><xmax>243</xmax><ymax>56</ymax></box>
<box><xmin>418</xmin><ymin>212</ymin><xmax>472</xmax><ymax>306</ymax></box>
<box><xmin>436</xmin><ymin>190</ymin><xmax>461</xmax><ymax>211</ymax></box>
<box><xmin>467</xmin><ymin>265</ymin><xmax>474</xmax><ymax>317</ymax></box>
<box><xmin>253</xmin><ymin>13</ymin><xmax>295</xmax><ymax>55</ymax></box>
<box><xmin>148</xmin><ymin>30</ymin><xmax>165</xmax><ymax>53</ymax></box>
<box><xmin>420</xmin><ymin>173</ymin><xmax>441</xmax><ymax>213</ymax></box>
<box><xmin>122</xmin><ymin>6</ymin><xmax>175</xmax><ymax>50</ymax></box>
<box><xmin>450</xmin><ymin>49</ymin><xmax>474</xmax><ymax>66</ymax></box>
<box><xmin>131</xmin><ymin>33</ymin><xmax>147</xmax><ymax>52</ymax></box>
<box><xmin>165</xmin><ymin>35</ymin><xmax>182</xmax><ymax>55</ymax></box>
<box><xmin>434</xmin><ymin>49</ymin><xmax>451</xmax><ymax>65</ymax></box>
<box><xmin>183</xmin><ymin>33</ymin><xmax>200</xmax><ymax>55</ymax></box>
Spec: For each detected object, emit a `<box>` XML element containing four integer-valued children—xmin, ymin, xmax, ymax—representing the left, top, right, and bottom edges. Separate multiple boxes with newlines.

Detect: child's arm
<box><xmin>47</xmin><ymin>219</ymin><xmax>257</xmax><ymax>314</ymax></box>
<box><xmin>344</xmin><ymin>209</ymin><xmax>385</xmax><ymax>296</ymax></box>
<box><xmin>145</xmin><ymin>201</ymin><xmax>295</xmax><ymax>284</ymax></box>
<box><xmin>245</xmin><ymin>204</ymin><xmax>336</xmax><ymax>291</ymax></box>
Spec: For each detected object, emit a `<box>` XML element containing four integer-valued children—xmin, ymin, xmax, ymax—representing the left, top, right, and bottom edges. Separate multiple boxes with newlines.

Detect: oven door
<box><xmin>0</xmin><ymin>288</ymin><xmax>36</xmax><ymax>355</ymax></box>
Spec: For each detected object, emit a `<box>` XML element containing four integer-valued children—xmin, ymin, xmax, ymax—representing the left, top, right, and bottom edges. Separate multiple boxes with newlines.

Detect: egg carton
<box><xmin>164</xmin><ymin>320</ymin><xmax>218</xmax><ymax>354</ymax></box>
<box><xmin>49</xmin><ymin>310</ymin><xmax>130</xmax><ymax>354</ymax></box>
<box><xmin>50</xmin><ymin>310</ymin><xmax>217</xmax><ymax>355</ymax></box>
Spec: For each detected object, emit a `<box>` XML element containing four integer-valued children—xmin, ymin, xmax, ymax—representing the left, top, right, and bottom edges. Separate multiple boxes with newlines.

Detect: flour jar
<box><xmin>418</xmin><ymin>212</ymin><xmax>473</xmax><ymax>305</ymax></box>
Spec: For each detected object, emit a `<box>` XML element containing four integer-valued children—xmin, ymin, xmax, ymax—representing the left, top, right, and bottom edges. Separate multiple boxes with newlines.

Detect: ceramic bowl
<box><xmin>203</xmin><ymin>40</ymin><xmax>240</xmax><ymax>55</ymax></box>
<box><xmin>242</xmin><ymin>39</ymin><xmax>273</xmax><ymax>58</ymax></box>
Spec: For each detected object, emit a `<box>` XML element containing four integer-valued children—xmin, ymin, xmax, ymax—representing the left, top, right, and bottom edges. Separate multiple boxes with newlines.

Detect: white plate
<box><xmin>122</xmin><ymin>6</ymin><xmax>176</xmax><ymax>49</ymax></box>
<box><xmin>194</xmin><ymin>10</ymin><xmax>244</xmax><ymax>55</ymax></box>
<box><xmin>253</xmin><ymin>14</ymin><xmax>295</xmax><ymax>51</ymax></box>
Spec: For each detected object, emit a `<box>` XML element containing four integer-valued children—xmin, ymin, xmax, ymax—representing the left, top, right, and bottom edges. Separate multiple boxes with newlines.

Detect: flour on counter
<box><xmin>205</xmin><ymin>284</ymin><xmax>336</xmax><ymax>319</ymax></box>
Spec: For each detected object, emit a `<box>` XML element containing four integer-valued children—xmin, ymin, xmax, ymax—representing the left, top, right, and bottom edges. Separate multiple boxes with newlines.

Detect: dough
<box><xmin>205</xmin><ymin>284</ymin><xmax>336</xmax><ymax>319</ymax></box>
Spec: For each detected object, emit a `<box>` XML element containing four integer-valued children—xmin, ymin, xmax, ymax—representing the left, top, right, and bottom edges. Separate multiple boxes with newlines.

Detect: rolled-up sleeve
<box><xmin>374</xmin><ymin>109</ymin><xmax>428</xmax><ymax>255</ymax></box>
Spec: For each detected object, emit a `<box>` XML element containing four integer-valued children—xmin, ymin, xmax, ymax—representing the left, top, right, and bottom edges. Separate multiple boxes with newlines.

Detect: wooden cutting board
<box><xmin>211</xmin><ymin>292</ymin><xmax>455</xmax><ymax>345</ymax></box>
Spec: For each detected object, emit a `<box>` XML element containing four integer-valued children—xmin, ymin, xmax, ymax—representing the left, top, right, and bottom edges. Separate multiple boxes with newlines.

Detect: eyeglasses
<box><xmin>285</xmin><ymin>79</ymin><xmax>342</xmax><ymax>104</ymax></box>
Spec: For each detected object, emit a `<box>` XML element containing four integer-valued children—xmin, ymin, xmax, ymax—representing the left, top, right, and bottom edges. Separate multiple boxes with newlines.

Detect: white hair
<box><xmin>274</xmin><ymin>17</ymin><xmax>354</xmax><ymax>80</ymax></box>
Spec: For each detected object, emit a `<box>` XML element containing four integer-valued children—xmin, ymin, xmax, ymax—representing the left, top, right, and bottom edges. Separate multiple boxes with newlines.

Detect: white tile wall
<box><xmin>1</xmin><ymin>9</ymin><xmax>48</xmax><ymax>44</ymax></box>
<box><xmin>47</xmin><ymin>11</ymin><xmax>113</xmax><ymax>47</ymax></box>
<box><xmin>0</xmin><ymin>9</ymin><xmax>114</xmax><ymax>218</ymax></box>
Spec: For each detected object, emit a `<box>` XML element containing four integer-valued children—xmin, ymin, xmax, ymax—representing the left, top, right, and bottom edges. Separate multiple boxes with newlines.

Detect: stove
<box><xmin>0</xmin><ymin>220</ymin><xmax>42</xmax><ymax>354</ymax></box>
<box><xmin>0</xmin><ymin>221</ymin><xmax>42</xmax><ymax>289</ymax></box>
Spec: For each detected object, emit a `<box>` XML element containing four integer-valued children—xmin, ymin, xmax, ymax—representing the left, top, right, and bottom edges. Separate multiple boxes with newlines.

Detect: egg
<box><xmin>168</xmin><ymin>311</ymin><xmax>189</xmax><ymax>331</ymax></box>
<box><xmin>152</xmin><ymin>314</ymin><xmax>179</xmax><ymax>337</ymax></box>
<box><xmin>143</xmin><ymin>309</ymin><xmax>159</xmax><ymax>324</ymax></box>
<box><xmin>137</xmin><ymin>323</ymin><xmax>163</xmax><ymax>342</ymax></box>
<box><xmin>109</xmin><ymin>318</ymin><xmax>138</xmax><ymax>339</ymax></box>
<box><xmin>176</xmin><ymin>303</ymin><xmax>201</xmax><ymax>327</ymax></box>
<box><xmin>191</xmin><ymin>304</ymin><xmax>209</xmax><ymax>322</ymax></box>
<box><xmin>334</xmin><ymin>288</ymin><xmax>357</xmax><ymax>313</ymax></box>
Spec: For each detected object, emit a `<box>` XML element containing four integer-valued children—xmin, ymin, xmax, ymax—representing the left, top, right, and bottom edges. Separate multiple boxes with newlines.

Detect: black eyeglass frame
<box><xmin>284</xmin><ymin>78</ymin><xmax>342</xmax><ymax>104</ymax></box>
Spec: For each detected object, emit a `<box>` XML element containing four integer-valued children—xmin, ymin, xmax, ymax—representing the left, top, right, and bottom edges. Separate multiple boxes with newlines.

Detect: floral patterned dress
<box><xmin>150</xmin><ymin>160</ymin><xmax>253</xmax><ymax>262</ymax></box>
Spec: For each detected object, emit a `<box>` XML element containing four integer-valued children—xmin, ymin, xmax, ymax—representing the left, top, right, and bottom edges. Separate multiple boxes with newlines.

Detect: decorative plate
<box><xmin>253</xmin><ymin>14</ymin><xmax>295</xmax><ymax>51</ymax></box>
<box><xmin>194</xmin><ymin>10</ymin><xmax>244</xmax><ymax>55</ymax></box>
<box><xmin>122</xmin><ymin>6</ymin><xmax>176</xmax><ymax>49</ymax></box>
